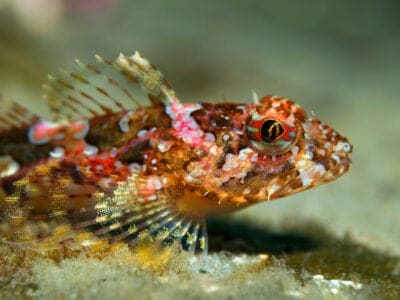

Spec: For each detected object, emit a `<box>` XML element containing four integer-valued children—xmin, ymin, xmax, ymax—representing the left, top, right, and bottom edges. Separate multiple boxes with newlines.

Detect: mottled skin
<box><xmin>0</xmin><ymin>52</ymin><xmax>352</xmax><ymax>253</ymax></box>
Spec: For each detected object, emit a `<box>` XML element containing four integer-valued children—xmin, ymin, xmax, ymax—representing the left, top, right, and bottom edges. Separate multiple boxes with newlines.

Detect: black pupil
<box><xmin>261</xmin><ymin>120</ymin><xmax>284</xmax><ymax>142</ymax></box>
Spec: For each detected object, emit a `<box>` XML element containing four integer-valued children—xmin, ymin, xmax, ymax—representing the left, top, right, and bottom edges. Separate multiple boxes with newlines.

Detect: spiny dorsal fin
<box><xmin>43</xmin><ymin>51</ymin><xmax>179</xmax><ymax>122</ymax></box>
<box><xmin>0</xmin><ymin>96</ymin><xmax>38</xmax><ymax>133</ymax></box>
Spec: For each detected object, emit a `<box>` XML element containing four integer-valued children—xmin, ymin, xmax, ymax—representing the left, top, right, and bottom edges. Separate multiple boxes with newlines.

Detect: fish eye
<box><xmin>246</xmin><ymin>116</ymin><xmax>298</xmax><ymax>155</ymax></box>
<box><xmin>260</xmin><ymin>120</ymin><xmax>284</xmax><ymax>142</ymax></box>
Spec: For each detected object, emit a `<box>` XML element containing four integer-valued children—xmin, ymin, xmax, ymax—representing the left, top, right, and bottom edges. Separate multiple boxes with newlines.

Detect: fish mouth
<box><xmin>318</xmin><ymin>154</ymin><xmax>352</xmax><ymax>184</ymax></box>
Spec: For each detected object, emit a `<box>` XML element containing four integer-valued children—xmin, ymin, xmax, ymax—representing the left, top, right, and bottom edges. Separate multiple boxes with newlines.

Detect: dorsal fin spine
<box><xmin>81</xmin><ymin>55</ymin><xmax>142</xmax><ymax>107</ymax></box>
<box><xmin>45</xmin><ymin>51</ymin><xmax>180</xmax><ymax>122</ymax></box>
<box><xmin>0</xmin><ymin>97</ymin><xmax>38</xmax><ymax>132</ymax></box>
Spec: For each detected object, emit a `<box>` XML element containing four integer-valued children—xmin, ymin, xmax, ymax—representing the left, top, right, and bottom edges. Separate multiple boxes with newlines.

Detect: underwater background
<box><xmin>0</xmin><ymin>0</ymin><xmax>399</xmax><ymax>298</ymax></box>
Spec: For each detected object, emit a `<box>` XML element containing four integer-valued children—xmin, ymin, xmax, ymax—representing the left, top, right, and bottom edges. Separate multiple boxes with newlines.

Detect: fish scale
<box><xmin>0</xmin><ymin>51</ymin><xmax>352</xmax><ymax>255</ymax></box>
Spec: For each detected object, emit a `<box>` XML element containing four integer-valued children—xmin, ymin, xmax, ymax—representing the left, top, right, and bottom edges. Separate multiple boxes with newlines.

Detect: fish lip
<box><xmin>342</xmin><ymin>157</ymin><xmax>352</xmax><ymax>170</ymax></box>
<box><xmin>340</xmin><ymin>156</ymin><xmax>352</xmax><ymax>164</ymax></box>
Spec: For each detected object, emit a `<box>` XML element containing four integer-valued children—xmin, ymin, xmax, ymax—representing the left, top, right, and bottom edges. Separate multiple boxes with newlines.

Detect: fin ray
<box><xmin>0</xmin><ymin>96</ymin><xmax>38</xmax><ymax>133</ymax></box>
<box><xmin>1</xmin><ymin>157</ymin><xmax>209</xmax><ymax>255</ymax></box>
<box><xmin>45</xmin><ymin>51</ymin><xmax>179</xmax><ymax>122</ymax></box>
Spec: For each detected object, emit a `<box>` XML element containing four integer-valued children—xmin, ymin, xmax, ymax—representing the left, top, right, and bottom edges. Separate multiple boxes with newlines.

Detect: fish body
<box><xmin>0</xmin><ymin>52</ymin><xmax>352</xmax><ymax>254</ymax></box>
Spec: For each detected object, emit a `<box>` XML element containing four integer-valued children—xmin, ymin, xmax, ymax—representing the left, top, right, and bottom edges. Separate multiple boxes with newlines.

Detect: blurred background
<box><xmin>0</xmin><ymin>0</ymin><xmax>399</xmax><ymax>296</ymax></box>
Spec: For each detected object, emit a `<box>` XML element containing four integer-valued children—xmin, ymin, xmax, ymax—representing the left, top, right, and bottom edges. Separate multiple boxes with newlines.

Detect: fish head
<box><xmin>189</xmin><ymin>95</ymin><xmax>352</xmax><ymax>209</ymax></box>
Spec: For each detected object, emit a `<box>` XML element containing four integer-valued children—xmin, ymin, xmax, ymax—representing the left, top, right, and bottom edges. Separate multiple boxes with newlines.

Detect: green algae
<box><xmin>208</xmin><ymin>217</ymin><xmax>400</xmax><ymax>299</ymax></box>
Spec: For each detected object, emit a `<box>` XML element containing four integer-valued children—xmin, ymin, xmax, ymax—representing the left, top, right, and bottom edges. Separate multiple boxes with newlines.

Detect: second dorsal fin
<box><xmin>43</xmin><ymin>51</ymin><xmax>179</xmax><ymax>122</ymax></box>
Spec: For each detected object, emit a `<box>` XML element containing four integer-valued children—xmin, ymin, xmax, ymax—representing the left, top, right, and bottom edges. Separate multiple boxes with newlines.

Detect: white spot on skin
<box><xmin>250</xmin><ymin>110</ymin><xmax>264</xmax><ymax>121</ymax></box>
<box><xmin>110</xmin><ymin>148</ymin><xmax>118</xmax><ymax>158</ymax></box>
<box><xmin>268</xmin><ymin>108</ymin><xmax>277</xmax><ymax>115</ymax></box>
<box><xmin>324</xmin><ymin>142</ymin><xmax>331</xmax><ymax>149</ymax></box>
<box><xmin>84</xmin><ymin>144</ymin><xmax>99</xmax><ymax>156</ymax></box>
<box><xmin>118</xmin><ymin>112</ymin><xmax>132</xmax><ymax>133</ymax></box>
<box><xmin>338</xmin><ymin>142</ymin><xmax>351</xmax><ymax>153</ymax></box>
<box><xmin>242</xmin><ymin>188</ymin><xmax>251</xmax><ymax>195</ymax></box>
<box><xmin>137</xmin><ymin>129</ymin><xmax>148</xmax><ymax>138</ymax></box>
<box><xmin>291</xmin><ymin>146</ymin><xmax>299</xmax><ymax>156</ymax></box>
<box><xmin>209</xmin><ymin>146</ymin><xmax>219</xmax><ymax>156</ymax></box>
<box><xmin>49</xmin><ymin>147</ymin><xmax>65</xmax><ymax>158</ymax></box>
<box><xmin>251</xmin><ymin>153</ymin><xmax>259</xmax><ymax>163</ymax></box>
<box><xmin>298</xmin><ymin>162</ymin><xmax>326</xmax><ymax>187</ymax></box>
<box><xmin>222</xmin><ymin>134</ymin><xmax>230</xmax><ymax>142</ymax></box>
<box><xmin>186</xmin><ymin>162</ymin><xmax>205</xmax><ymax>178</ymax></box>
<box><xmin>165</xmin><ymin>103</ymin><xmax>205</xmax><ymax>147</ymax></box>
<box><xmin>218</xmin><ymin>147</ymin><xmax>256</xmax><ymax>184</ymax></box>
<box><xmin>157</xmin><ymin>140</ymin><xmax>173</xmax><ymax>153</ymax></box>
<box><xmin>0</xmin><ymin>155</ymin><xmax>20</xmax><ymax>178</ymax></box>
<box><xmin>297</xmin><ymin>159</ymin><xmax>306</xmax><ymax>168</ymax></box>
<box><xmin>148</xmin><ymin>195</ymin><xmax>157</xmax><ymax>201</ymax></box>
<box><xmin>147</xmin><ymin>177</ymin><xmax>163</xmax><ymax>190</ymax></box>
<box><xmin>238</xmin><ymin>147</ymin><xmax>257</xmax><ymax>161</ymax></box>
<box><xmin>331</xmin><ymin>154</ymin><xmax>340</xmax><ymax>164</ymax></box>
<box><xmin>234</xmin><ymin>129</ymin><xmax>243</xmax><ymax>136</ymax></box>
<box><xmin>272</xmin><ymin>101</ymin><xmax>281</xmax><ymax>108</ymax></box>
<box><xmin>299</xmin><ymin>170</ymin><xmax>312</xmax><ymax>187</ymax></box>
<box><xmin>151</xmin><ymin>158</ymin><xmax>157</xmax><ymax>165</ymax></box>
<box><xmin>222</xmin><ymin>153</ymin><xmax>239</xmax><ymax>171</ymax></box>
<box><xmin>237</xmin><ymin>172</ymin><xmax>248</xmax><ymax>182</ymax></box>
<box><xmin>184</xmin><ymin>174</ymin><xmax>199</xmax><ymax>184</ymax></box>
<box><xmin>205</xmin><ymin>132</ymin><xmax>216</xmax><ymax>142</ymax></box>
<box><xmin>305</xmin><ymin>151</ymin><xmax>314</xmax><ymax>160</ymax></box>
<box><xmin>333</xmin><ymin>141</ymin><xmax>350</xmax><ymax>153</ymax></box>
<box><xmin>128</xmin><ymin>163</ymin><xmax>142</xmax><ymax>173</ymax></box>
<box><xmin>114</xmin><ymin>161</ymin><xmax>123</xmax><ymax>169</ymax></box>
